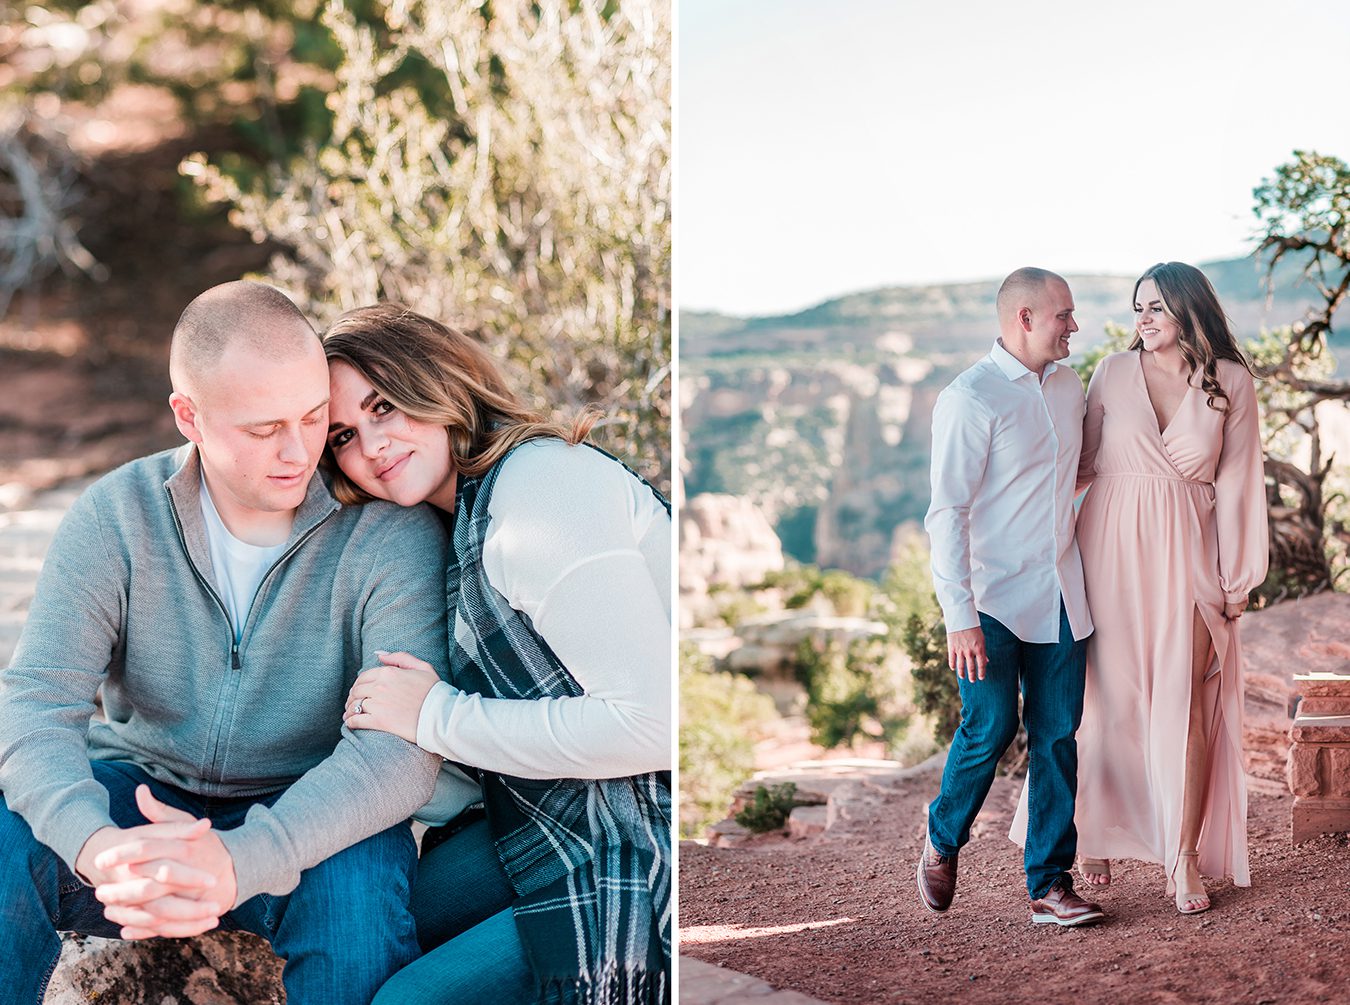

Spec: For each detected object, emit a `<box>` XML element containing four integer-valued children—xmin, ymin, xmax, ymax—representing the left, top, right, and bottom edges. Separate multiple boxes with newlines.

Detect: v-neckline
<box><xmin>1136</xmin><ymin>350</ymin><xmax>1194</xmax><ymax>437</ymax></box>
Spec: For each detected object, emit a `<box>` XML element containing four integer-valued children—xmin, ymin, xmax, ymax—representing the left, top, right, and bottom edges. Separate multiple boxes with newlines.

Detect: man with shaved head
<box><xmin>0</xmin><ymin>281</ymin><xmax>449</xmax><ymax>1002</ymax></box>
<box><xmin>917</xmin><ymin>268</ymin><xmax>1103</xmax><ymax>926</ymax></box>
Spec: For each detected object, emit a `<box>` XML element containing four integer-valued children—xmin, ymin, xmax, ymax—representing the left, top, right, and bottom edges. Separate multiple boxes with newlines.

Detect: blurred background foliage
<box><xmin>1</xmin><ymin>0</ymin><xmax>670</xmax><ymax>491</ymax></box>
<box><xmin>677</xmin><ymin>537</ymin><xmax>948</xmax><ymax>837</ymax></box>
<box><xmin>679</xmin><ymin>642</ymin><xmax>778</xmax><ymax>838</ymax></box>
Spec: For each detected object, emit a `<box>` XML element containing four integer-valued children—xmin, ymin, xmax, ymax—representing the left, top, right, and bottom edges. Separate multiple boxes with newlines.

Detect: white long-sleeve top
<box><xmin>417</xmin><ymin>439</ymin><xmax>671</xmax><ymax>825</ymax></box>
<box><xmin>924</xmin><ymin>340</ymin><xmax>1093</xmax><ymax>644</ymax></box>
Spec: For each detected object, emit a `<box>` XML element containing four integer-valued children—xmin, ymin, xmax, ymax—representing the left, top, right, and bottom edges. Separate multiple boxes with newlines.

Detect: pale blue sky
<box><xmin>678</xmin><ymin>0</ymin><xmax>1350</xmax><ymax>315</ymax></box>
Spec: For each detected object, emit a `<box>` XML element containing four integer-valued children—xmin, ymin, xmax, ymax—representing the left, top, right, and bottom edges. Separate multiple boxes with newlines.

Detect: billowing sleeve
<box><xmin>417</xmin><ymin>444</ymin><xmax>671</xmax><ymax>779</ymax></box>
<box><xmin>1077</xmin><ymin>355</ymin><xmax>1108</xmax><ymax>493</ymax></box>
<box><xmin>924</xmin><ymin>385</ymin><xmax>991</xmax><ymax>633</ymax></box>
<box><xmin>1214</xmin><ymin>366</ymin><xmax>1269</xmax><ymax>603</ymax></box>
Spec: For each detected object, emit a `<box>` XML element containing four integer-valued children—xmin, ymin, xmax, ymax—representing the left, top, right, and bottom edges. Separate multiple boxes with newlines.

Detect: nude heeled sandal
<box><xmin>1077</xmin><ymin>857</ymin><xmax>1111</xmax><ymax>888</ymax></box>
<box><xmin>1168</xmin><ymin>850</ymin><xmax>1211</xmax><ymax>915</ymax></box>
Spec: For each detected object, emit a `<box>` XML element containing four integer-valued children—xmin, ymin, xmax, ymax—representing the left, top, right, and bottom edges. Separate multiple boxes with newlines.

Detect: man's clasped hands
<box><xmin>75</xmin><ymin>785</ymin><xmax>236</xmax><ymax>940</ymax></box>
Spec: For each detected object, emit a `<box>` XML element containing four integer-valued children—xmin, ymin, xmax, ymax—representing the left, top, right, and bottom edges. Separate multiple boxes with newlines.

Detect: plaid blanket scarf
<box><xmin>445</xmin><ymin>441</ymin><xmax>672</xmax><ymax>1004</ymax></box>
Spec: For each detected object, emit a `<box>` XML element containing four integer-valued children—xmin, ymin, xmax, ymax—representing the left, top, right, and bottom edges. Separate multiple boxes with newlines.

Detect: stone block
<box><xmin>1287</xmin><ymin>743</ymin><xmax>1322</xmax><ymax>797</ymax></box>
<box><xmin>1329</xmin><ymin>746</ymin><xmax>1350</xmax><ymax>798</ymax></box>
<box><xmin>1288</xmin><ymin>671</ymin><xmax>1350</xmax><ymax>842</ymax></box>
<box><xmin>1292</xmin><ymin>797</ymin><xmax>1350</xmax><ymax>845</ymax></box>
<box><xmin>787</xmin><ymin>804</ymin><xmax>828</xmax><ymax>840</ymax></box>
<box><xmin>708</xmin><ymin>818</ymin><xmax>751</xmax><ymax>848</ymax></box>
<box><xmin>1290</xmin><ymin>715</ymin><xmax>1350</xmax><ymax>744</ymax></box>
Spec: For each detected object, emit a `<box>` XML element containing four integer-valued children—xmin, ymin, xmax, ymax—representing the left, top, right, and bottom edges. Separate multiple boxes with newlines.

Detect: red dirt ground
<box><xmin>680</xmin><ymin>754</ymin><xmax>1349</xmax><ymax>1005</ymax></box>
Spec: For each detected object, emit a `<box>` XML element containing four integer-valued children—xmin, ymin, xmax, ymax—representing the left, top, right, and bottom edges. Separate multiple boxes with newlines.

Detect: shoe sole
<box><xmin>1030</xmin><ymin>910</ymin><xmax>1105</xmax><ymax>927</ymax></box>
<box><xmin>916</xmin><ymin>856</ymin><xmax>949</xmax><ymax>914</ymax></box>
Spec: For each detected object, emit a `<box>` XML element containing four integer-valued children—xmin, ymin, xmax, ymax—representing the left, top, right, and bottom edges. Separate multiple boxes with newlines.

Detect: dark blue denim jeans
<box><xmin>927</xmin><ymin>604</ymin><xmax>1087</xmax><ymax>899</ymax></box>
<box><xmin>0</xmin><ymin>759</ymin><xmax>419</xmax><ymax>1005</ymax></box>
<box><xmin>373</xmin><ymin>816</ymin><xmax>532</xmax><ymax>1005</ymax></box>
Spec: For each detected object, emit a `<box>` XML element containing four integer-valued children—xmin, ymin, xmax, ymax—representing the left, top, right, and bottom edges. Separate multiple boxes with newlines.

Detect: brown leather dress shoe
<box><xmin>916</xmin><ymin>836</ymin><xmax>957</xmax><ymax>913</ymax></box>
<box><xmin>1029</xmin><ymin>879</ymin><xmax>1105</xmax><ymax>927</ymax></box>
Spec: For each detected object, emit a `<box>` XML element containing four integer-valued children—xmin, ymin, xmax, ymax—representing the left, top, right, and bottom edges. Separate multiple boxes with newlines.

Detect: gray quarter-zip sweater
<box><xmin>0</xmin><ymin>445</ymin><xmax>448</xmax><ymax>904</ymax></box>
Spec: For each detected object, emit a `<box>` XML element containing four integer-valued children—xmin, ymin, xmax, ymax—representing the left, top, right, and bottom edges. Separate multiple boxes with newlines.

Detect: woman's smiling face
<box><xmin>326</xmin><ymin>360</ymin><xmax>458</xmax><ymax>511</ymax></box>
<box><xmin>1134</xmin><ymin>278</ymin><xmax>1182</xmax><ymax>353</ymax></box>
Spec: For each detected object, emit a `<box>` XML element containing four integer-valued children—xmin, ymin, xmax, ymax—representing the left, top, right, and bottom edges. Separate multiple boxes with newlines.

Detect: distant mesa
<box><xmin>681</xmin><ymin>255</ymin><xmax>1338</xmax><ymax>576</ymax></box>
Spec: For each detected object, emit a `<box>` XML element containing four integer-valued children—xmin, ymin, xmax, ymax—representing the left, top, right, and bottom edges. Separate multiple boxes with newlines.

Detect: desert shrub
<box><xmin>188</xmin><ymin>0</ymin><xmax>671</xmax><ymax>490</ymax></box>
<box><xmin>762</xmin><ymin>563</ymin><xmax>875</xmax><ymax>616</ymax></box>
<box><xmin>818</xmin><ymin>570</ymin><xmax>874</xmax><ymax>617</ymax></box>
<box><xmin>876</xmin><ymin>529</ymin><xmax>938</xmax><ymax>627</ymax></box>
<box><xmin>713</xmin><ymin>590</ymin><xmax>766</xmax><ymax>630</ymax></box>
<box><xmin>888</xmin><ymin>715</ymin><xmax>943</xmax><ymax>767</ymax></box>
<box><xmin>872</xmin><ymin>532</ymin><xmax>962</xmax><ymax>745</ymax></box>
<box><xmin>679</xmin><ymin>644</ymin><xmax>779</xmax><ymax>838</ymax></box>
<box><xmin>901</xmin><ymin>609</ymin><xmax>959</xmax><ymax>741</ymax></box>
<box><xmin>734</xmin><ymin>782</ymin><xmax>798</xmax><ymax>834</ymax></box>
<box><xmin>0</xmin><ymin>116</ymin><xmax>102</xmax><ymax>312</ymax></box>
<box><xmin>1245</xmin><ymin>326</ymin><xmax>1348</xmax><ymax>598</ymax></box>
<box><xmin>793</xmin><ymin>635</ymin><xmax>907</xmax><ymax>751</ymax></box>
<box><xmin>779</xmin><ymin>567</ymin><xmax>826</xmax><ymax>610</ymax></box>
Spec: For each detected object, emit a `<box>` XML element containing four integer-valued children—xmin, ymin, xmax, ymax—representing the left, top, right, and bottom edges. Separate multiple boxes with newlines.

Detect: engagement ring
<box><xmin>354</xmin><ymin>699</ymin><xmax>365</xmax><ymax>715</ymax></box>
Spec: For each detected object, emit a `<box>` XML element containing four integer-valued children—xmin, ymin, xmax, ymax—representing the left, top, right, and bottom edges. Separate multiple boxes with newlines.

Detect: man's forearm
<box><xmin>217</xmin><ymin>727</ymin><xmax>440</xmax><ymax>904</ymax></box>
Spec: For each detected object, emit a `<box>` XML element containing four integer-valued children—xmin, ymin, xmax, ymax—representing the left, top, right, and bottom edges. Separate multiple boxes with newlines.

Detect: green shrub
<box><xmin>761</xmin><ymin>563</ymin><xmax>875</xmax><ymax>616</ymax></box>
<box><xmin>901</xmin><ymin>606</ymin><xmax>1028</xmax><ymax>772</ymax></box>
<box><xmin>902</xmin><ymin>609</ymin><xmax>959</xmax><ymax>742</ymax></box>
<box><xmin>818</xmin><ymin>570</ymin><xmax>875</xmax><ymax>618</ymax></box>
<box><xmin>679</xmin><ymin>645</ymin><xmax>779</xmax><ymax>838</ymax></box>
<box><xmin>714</xmin><ymin>590</ymin><xmax>766</xmax><ymax>630</ymax></box>
<box><xmin>793</xmin><ymin>635</ymin><xmax>907</xmax><ymax>751</ymax></box>
<box><xmin>734</xmin><ymin>782</ymin><xmax>798</xmax><ymax>833</ymax></box>
<box><xmin>874</xmin><ymin>533</ymin><xmax>963</xmax><ymax>747</ymax></box>
<box><xmin>1071</xmin><ymin>321</ymin><xmax>1133</xmax><ymax>387</ymax></box>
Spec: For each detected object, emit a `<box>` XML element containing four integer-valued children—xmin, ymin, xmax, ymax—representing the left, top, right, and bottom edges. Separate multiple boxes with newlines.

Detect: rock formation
<box><xmin>48</xmin><ymin>934</ymin><xmax>283</xmax><ymax>1005</ymax></box>
<box><xmin>813</xmin><ymin>365</ymin><xmax>941</xmax><ymax>576</ymax></box>
<box><xmin>679</xmin><ymin>492</ymin><xmax>784</xmax><ymax>629</ymax></box>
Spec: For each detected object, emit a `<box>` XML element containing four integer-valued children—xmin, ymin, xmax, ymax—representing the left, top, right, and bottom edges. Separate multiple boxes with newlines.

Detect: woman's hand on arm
<box><xmin>344</xmin><ymin>651</ymin><xmax>442</xmax><ymax>744</ymax></box>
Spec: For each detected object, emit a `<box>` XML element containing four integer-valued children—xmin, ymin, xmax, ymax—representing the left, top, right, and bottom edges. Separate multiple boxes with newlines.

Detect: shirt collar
<box><xmin>990</xmin><ymin>339</ymin><xmax>1059</xmax><ymax>383</ymax></box>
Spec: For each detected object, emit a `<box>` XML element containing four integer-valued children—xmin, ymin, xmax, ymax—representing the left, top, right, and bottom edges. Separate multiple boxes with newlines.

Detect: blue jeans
<box><xmin>373</xmin><ymin>816</ymin><xmax>533</xmax><ymax>1005</ymax></box>
<box><xmin>0</xmin><ymin>760</ymin><xmax>419</xmax><ymax>1005</ymax></box>
<box><xmin>927</xmin><ymin>605</ymin><xmax>1087</xmax><ymax>899</ymax></box>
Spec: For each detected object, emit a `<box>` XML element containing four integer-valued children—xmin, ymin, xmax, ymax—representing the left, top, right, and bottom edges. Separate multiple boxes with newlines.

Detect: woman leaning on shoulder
<box><xmin>322</xmin><ymin>304</ymin><xmax>671</xmax><ymax>1004</ymax></box>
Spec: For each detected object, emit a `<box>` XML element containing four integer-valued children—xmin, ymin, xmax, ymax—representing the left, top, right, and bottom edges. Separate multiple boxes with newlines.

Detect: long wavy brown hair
<box><xmin>321</xmin><ymin>303</ymin><xmax>597</xmax><ymax>505</ymax></box>
<box><xmin>1128</xmin><ymin>261</ymin><xmax>1254</xmax><ymax>411</ymax></box>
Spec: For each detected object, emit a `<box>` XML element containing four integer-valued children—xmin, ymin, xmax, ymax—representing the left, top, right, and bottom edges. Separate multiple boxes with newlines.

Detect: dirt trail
<box><xmin>680</xmin><ymin>763</ymin><xmax>1348</xmax><ymax>1004</ymax></box>
<box><xmin>1</xmin><ymin>98</ymin><xmax>272</xmax><ymax>499</ymax></box>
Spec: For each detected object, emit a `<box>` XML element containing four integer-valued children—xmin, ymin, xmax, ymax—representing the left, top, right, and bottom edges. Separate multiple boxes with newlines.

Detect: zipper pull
<box><xmin>232</xmin><ymin>644</ymin><xmax>241</xmax><ymax>670</ymax></box>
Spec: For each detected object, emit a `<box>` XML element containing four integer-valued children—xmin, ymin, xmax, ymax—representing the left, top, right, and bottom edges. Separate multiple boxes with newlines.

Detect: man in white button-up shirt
<box><xmin>915</xmin><ymin>268</ymin><xmax>1103</xmax><ymax>927</ymax></box>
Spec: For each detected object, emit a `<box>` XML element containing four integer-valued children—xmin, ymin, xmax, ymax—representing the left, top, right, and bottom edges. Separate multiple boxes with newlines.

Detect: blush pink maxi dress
<box><xmin>1011</xmin><ymin>349</ymin><xmax>1268</xmax><ymax>886</ymax></box>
